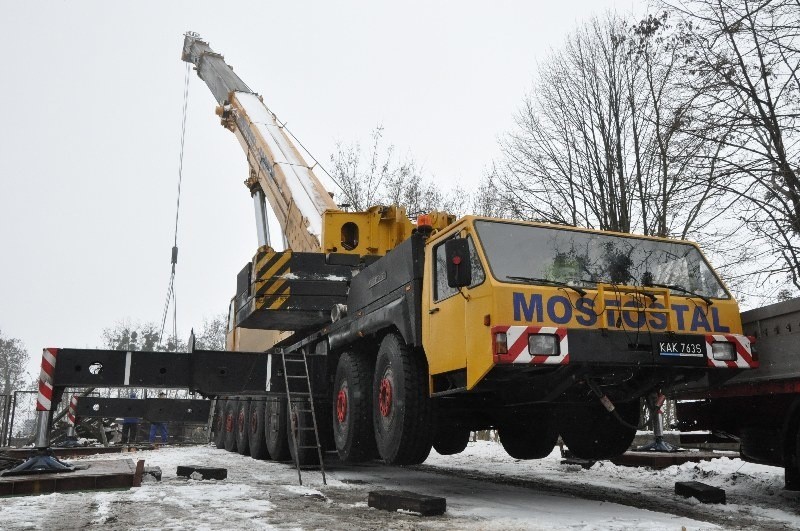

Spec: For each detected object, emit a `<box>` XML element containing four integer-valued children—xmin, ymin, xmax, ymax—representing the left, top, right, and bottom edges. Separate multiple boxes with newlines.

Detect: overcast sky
<box><xmin>0</xmin><ymin>0</ymin><xmax>641</xmax><ymax>379</ymax></box>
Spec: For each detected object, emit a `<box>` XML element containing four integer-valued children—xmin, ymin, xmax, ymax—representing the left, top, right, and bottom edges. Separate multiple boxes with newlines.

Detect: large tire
<box><xmin>236</xmin><ymin>398</ymin><xmax>251</xmax><ymax>456</ymax></box>
<box><xmin>499</xmin><ymin>410</ymin><xmax>558</xmax><ymax>459</ymax></box>
<box><xmin>288</xmin><ymin>398</ymin><xmax>319</xmax><ymax>465</ymax></box>
<box><xmin>372</xmin><ymin>334</ymin><xmax>433</xmax><ymax>465</ymax></box>
<box><xmin>224</xmin><ymin>399</ymin><xmax>239</xmax><ymax>453</ymax></box>
<box><xmin>249</xmin><ymin>398</ymin><xmax>269</xmax><ymax>460</ymax></box>
<box><xmin>333</xmin><ymin>352</ymin><xmax>376</xmax><ymax>462</ymax></box>
<box><xmin>433</xmin><ymin>427</ymin><xmax>470</xmax><ymax>456</ymax></box>
<box><xmin>213</xmin><ymin>399</ymin><xmax>226</xmax><ymax>449</ymax></box>
<box><xmin>558</xmin><ymin>401</ymin><xmax>639</xmax><ymax>460</ymax></box>
<box><xmin>265</xmin><ymin>396</ymin><xmax>291</xmax><ymax>461</ymax></box>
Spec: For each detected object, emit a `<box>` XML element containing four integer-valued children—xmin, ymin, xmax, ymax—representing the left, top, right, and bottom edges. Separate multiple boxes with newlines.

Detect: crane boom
<box><xmin>181</xmin><ymin>33</ymin><xmax>337</xmax><ymax>252</ymax></box>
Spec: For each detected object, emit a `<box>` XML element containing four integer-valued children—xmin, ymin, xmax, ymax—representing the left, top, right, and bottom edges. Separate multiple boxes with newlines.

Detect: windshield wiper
<box><xmin>506</xmin><ymin>276</ymin><xmax>587</xmax><ymax>297</ymax></box>
<box><xmin>645</xmin><ymin>282</ymin><xmax>713</xmax><ymax>306</ymax></box>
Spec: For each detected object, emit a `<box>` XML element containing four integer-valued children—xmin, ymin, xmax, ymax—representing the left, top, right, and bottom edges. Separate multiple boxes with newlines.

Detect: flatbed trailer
<box><xmin>674</xmin><ymin>297</ymin><xmax>800</xmax><ymax>489</ymax></box>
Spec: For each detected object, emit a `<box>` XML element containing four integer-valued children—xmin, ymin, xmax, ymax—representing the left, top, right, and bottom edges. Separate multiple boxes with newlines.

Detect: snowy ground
<box><xmin>3</xmin><ymin>442</ymin><xmax>800</xmax><ymax>530</ymax></box>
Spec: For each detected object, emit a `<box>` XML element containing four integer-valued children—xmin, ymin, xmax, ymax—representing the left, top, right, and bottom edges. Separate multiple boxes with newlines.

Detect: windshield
<box><xmin>474</xmin><ymin>220</ymin><xmax>728</xmax><ymax>299</ymax></box>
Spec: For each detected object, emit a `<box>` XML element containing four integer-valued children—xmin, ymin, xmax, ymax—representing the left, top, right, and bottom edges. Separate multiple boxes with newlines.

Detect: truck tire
<box><xmin>499</xmin><ymin>415</ymin><xmax>558</xmax><ymax>459</ymax></box>
<box><xmin>433</xmin><ymin>427</ymin><xmax>470</xmax><ymax>456</ymax></box>
<box><xmin>333</xmin><ymin>352</ymin><xmax>376</xmax><ymax>462</ymax></box>
<box><xmin>372</xmin><ymin>333</ymin><xmax>433</xmax><ymax>465</ymax></box>
<box><xmin>236</xmin><ymin>398</ymin><xmax>251</xmax><ymax>456</ymax></box>
<box><xmin>213</xmin><ymin>399</ymin><xmax>226</xmax><ymax>449</ymax></box>
<box><xmin>249</xmin><ymin>398</ymin><xmax>269</xmax><ymax>460</ymax></box>
<box><xmin>265</xmin><ymin>396</ymin><xmax>290</xmax><ymax>461</ymax></box>
<box><xmin>558</xmin><ymin>401</ymin><xmax>638</xmax><ymax>460</ymax></box>
<box><xmin>288</xmin><ymin>398</ymin><xmax>319</xmax><ymax>465</ymax></box>
<box><xmin>224</xmin><ymin>399</ymin><xmax>239</xmax><ymax>452</ymax></box>
<box><xmin>786</xmin><ymin>428</ymin><xmax>800</xmax><ymax>491</ymax></box>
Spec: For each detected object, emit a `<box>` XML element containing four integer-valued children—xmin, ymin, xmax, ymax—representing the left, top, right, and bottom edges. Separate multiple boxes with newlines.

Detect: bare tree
<box><xmin>0</xmin><ymin>329</ymin><xmax>28</xmax><ymax>394</ymax></box>
<box><xmin>667</xmin><ymin>0</ymin><xmax>800</xmax><ymax>292</ymax></box>
<box><xmin>472</xmin><ymin>167</ymin><xmax>509</xmax><ymax>218</ymax></box>
<box><xmin>101</xmin><ymin>321</ymin><xmax>185</xmax><ymax>353</ymax></box>
<box><xmin>497</xmin><ymin>12</ymin><xmax>730</xmax><ymax>244</ymax></box>
<box><xmin>330</xmin><ymin>126</ymin><xmax>464</xmax><ymax>216</ymax></box>
<box><xmin>194</xmin><ymin>314</ymin><xmax>227</xmax><ymax>351</ymax></box>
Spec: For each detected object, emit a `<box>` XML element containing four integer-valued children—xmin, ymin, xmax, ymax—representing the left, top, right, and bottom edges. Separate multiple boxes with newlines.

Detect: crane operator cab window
<box><xmin>341</xmin><ymin>222</ymin><xmax>359</xmax><ymax>251</ymax></box>
<box><xmin>434</xmin><ymin>236</ymin><xmax>485</xmax><ymax>301</ymax></box>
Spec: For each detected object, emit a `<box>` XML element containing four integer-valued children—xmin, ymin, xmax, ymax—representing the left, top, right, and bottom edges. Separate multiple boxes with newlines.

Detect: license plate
<box><xmin>656</xmin><ymin>336</ymin><xmax>705</xmax><ymax>357</ymax></box>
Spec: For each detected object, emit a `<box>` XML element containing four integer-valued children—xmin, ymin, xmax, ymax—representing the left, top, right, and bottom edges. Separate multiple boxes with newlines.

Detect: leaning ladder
<box><xmin>280</xmin><ymin>348</ymin><xmax>327</xmax><ymax>486</ymax></box>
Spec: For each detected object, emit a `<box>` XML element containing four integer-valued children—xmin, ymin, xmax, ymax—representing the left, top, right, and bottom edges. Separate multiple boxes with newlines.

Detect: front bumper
<box><xmin>491</xmin><ymin>326</ymin><xmax>757</xmax><ymax>369</ymax></box>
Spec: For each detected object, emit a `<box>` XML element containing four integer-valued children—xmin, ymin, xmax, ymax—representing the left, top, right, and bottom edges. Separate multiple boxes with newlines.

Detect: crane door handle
<box><xmin>428</xmin><ymin>307</ymin><xmax>440</xmax><ymax>314</ymax></box>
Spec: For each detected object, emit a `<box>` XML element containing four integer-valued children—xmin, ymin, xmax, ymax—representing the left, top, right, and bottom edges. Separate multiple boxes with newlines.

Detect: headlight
<box><xmin>711</xmin><ymin>341</ymin><xmax>736</xmax><ymax>361</ymax></box>
<box><xmin>529</xmin><ymin>334</ymin><xmax>558</xmax><ymax>356</ymax></box>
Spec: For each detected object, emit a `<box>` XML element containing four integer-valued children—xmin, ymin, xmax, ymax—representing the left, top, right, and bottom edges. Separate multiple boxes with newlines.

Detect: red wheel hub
<box><xmin>250</xmin><ymin>411</ymin><xmax>258</xmax><ymax>433</ymax></box>
<box><xmin>225</xmin><ymin>414</ymin><xmax>234</xmax><ymax>433</ymax></box>
<box><xmin>379</xmin><ymin>378</ymin><xmax>393</xmax><ymax>417</ymax></box>
<box><xmin>238</xmin><ymin>410</ymin><xmax>246</xmax><ymax>433</ymax></box>
<box><xmin>336</xmin><ymin>390</ymin><xmax>348</xmax><ymax>423</ymax></box>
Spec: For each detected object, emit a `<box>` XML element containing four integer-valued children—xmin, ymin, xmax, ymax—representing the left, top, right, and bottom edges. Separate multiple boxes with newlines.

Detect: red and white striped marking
<box><xmin>37</xmin><ymin>348</ymin><xmax>58</xmax><ymax>411</ymax></box>
<box><xmin>67</xmin><ymin>394</ymin><xmax>78</xmax><ymax>426</ymax></box>
<box><xmin>705</xmin><ymin>334</ymin><xmax>758</xmax><ymax>369</ymax></box>
<box><xmin>493</xmin><ymin>326</ymin><xmax>569</xmax><ymax>365</ymax></box>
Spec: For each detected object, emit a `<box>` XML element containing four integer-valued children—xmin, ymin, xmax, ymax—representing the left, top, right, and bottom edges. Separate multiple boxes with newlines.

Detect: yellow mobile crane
<box><xmin>29</xmin><ymin>35</ymin><xmax>756</xmax><ymax>480</ymax></box>
<box><xmin>179</xmin><ymin>33</ymin><xmax>755</xmax><ymax>467</ymax></box>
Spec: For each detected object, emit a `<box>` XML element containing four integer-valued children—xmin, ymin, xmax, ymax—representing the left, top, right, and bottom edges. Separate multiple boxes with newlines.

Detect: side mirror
<box><xmin>445</xmin><ymin>238</ymin><xmax>472</xmax><ymax>288</ymax></box>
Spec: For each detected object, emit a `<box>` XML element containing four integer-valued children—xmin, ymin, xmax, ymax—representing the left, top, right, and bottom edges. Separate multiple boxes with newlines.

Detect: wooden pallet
<box><xmin>611</xmin><ymin>450</ymin><xmax>738</xmax><ymax>470</ymax></box>
<box><xmin>0</xmin><ymin>458</ymin><xmax>144</xmax><ymax>496</ymax></box>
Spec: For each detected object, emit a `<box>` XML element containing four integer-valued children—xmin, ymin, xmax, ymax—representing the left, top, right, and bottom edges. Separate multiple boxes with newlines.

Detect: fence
<box><xmin>5</xmin><ymin>391</ymin><xmax>37</xmax><ymax>447</ymax></box>
<box><xmin>0</xmin><ymin>394</ymin><xmax>11</xmax><ymax>447</ymax></box>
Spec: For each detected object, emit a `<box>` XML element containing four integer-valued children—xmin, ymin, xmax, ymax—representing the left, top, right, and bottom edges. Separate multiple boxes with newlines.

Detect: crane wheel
<box><xmin>265</xmin><ymin>396</ymin><xmax>290</xmax><ymax>461</ymax></box>
<box><xmin>223</xmin><ymin>399</ymin><xmax>239</xmax><ymax>452</ymax></box>
<box><xmin>235</xmin><ymin>398</ymin><xmax>251</xmax><ymax>456</ymax></box>
<box><xmin>558</xmin><ymin>401</ymin><xmax>638</xmax><ymax>460</ymax></box>
<box><xmin>248</xmin><ymin>398</ymin><xmax>269</xmax><ymax>460</ymax></box>
<box><xmin>433</xmin><ymin>427</ymin><xmax>470</xmax><ymax>456</ymax></box>
<box><xmin>372</xmin><ymin>333</ymin><xmax>433</xmax><ymax>465</ymax></box>
<box><xmin>333</xmin><ymin>352</ymin><xmax>376</xmax><ymax>462</ymax></box>
<box><xmin>499</xmin><ymin>411</ymin><xmax>558</xmax><ymax>459</ymax></box>
<box><xmin>213</xmin><ymin>399</ymin><xmax>226</xmax><ymax>449</ymax></box>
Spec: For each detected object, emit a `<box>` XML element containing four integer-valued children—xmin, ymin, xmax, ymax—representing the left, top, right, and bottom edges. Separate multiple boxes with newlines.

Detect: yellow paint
<box><xmin>322</xmin><ymin>206</ymin><xmax>454</xmax><ymax>256</ymax></box>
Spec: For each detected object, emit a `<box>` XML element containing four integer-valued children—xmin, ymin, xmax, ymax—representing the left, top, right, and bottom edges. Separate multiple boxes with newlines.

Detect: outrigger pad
<box><xmin>176</xmin><ymin>465</ymin><xmax>227</xmax><ymax>480</ymax></box>
<box><xmin>1</xmin><ymin>449</ymin><xmax>75</xmax><ymax>477</ymax></box>
<box><xmin>368</xmin><ymin>490</ymin><xmax>446</xmax><ymax>516</ymax></box>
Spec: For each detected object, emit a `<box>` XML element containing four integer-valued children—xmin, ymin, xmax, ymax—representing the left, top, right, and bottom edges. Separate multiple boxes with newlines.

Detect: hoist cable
<box><xmin>159</xmin><ymin>61</ymin><xmax>191</xmax><ymax>348</ymax></box>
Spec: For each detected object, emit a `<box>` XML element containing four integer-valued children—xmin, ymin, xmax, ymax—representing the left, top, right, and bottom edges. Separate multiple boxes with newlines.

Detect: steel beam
<box><xmin>75</xmin><ymin>398</ymin><xmax>211</xmax><ymax>423</ymax></box>
<box><xmin>52</xmin><ymin>348</ymin><xmax>269</xmax><ymax>395</ymax></box>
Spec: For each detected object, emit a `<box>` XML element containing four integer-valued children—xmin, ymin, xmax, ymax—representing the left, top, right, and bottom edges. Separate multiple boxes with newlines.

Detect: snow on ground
<box><xmin>2</xmin><ymin>442</ymin><xmax>799</xmax><ymax>530</ymax></box>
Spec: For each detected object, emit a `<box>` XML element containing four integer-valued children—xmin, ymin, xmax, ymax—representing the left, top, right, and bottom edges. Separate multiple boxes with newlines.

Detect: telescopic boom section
<box><xmin>181</xmin><ymin>33</ymin><xmax>338</xmax><ymax>252</ymax></box>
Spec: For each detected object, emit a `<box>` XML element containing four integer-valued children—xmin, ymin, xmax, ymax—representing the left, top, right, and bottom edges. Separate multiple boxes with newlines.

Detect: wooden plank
<box><xmin>0</xmin><ymin>459</ymin><xmax>138</xmax><ymax>497</ymax></box>
<box><xmin>176</xmin><ymin>465</ymin><xmax>227</xmax><ymax>480</ymax></box>
<box><xmin>368</xmin><ymin>490</ymin><xmax>446</xmax><ymax>516</ymax></box>
<box><xmin>132</xmin><ymin>459</ymin><xmax>145</xmax><ymax>487</ymax></box>
<box><xmin>611</xmin><ymin>451</ymin><xmax>738</xmax><ymax>470</ymax></box>
<box><xmin>675</xmin><ymin>480</ymin><xmax>726</xmax><ymax>504</ymax></box>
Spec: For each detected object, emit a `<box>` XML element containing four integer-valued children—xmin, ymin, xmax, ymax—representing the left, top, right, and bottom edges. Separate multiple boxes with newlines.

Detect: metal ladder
<box><xmin>280</xmin><ymin>348</ymin><xmax>327</xmax><ymax>486</ymax></box>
